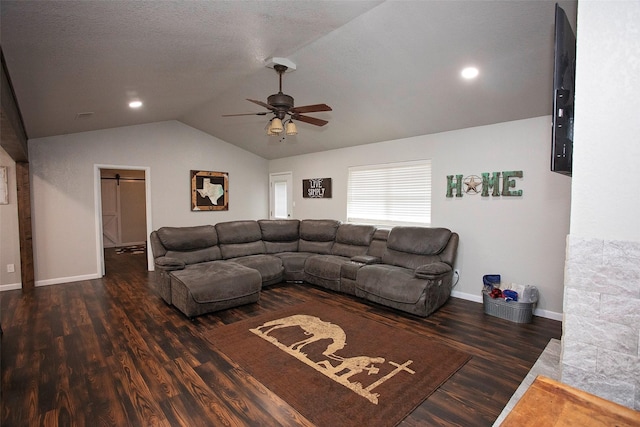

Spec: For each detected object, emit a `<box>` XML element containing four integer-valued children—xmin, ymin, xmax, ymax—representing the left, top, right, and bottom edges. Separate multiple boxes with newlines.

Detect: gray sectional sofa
<box><xmin>150</xmin><ymin>219</ymin><xmax>459</xmax><ymax>318</ymax></box>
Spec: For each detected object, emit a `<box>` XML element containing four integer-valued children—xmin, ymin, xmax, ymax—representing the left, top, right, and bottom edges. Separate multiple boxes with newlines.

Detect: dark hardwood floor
<box><xmin>1</xmin><ymin>249</ymin><xmax>561</xmax><ymax>426</ymax></box>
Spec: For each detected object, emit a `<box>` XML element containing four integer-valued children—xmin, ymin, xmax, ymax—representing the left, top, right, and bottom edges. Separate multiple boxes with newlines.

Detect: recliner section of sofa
<box><xmin>150</xmin><ymin>219</ymin><xmax>458</xmax><ymax>318</ymax></box>
<box><xmin>355</xmin><ymin>227</ymin><xmax>459</xmax><ymax>317</ymax></box>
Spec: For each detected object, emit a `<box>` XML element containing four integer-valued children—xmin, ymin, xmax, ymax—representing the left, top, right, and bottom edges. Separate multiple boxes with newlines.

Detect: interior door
<box><xmin>119</xmin><ymin>179</ymin><xmax>147</xmax><ymax>245</ymax></box>
<box><xmin>269</xmin><ymin>172</ymin><xmax>293</xmax><ymax>219</ymax></box>
<box><xmin>101</xmin><ymin>179</ymin><xmax>119</xmax><ymax>248</ymax></box>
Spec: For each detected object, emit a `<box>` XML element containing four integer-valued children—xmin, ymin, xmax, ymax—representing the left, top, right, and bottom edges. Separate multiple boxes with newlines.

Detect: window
<box><xmin>347</xmin><ymin>160</ymin><xmax>431</xmax><ymax>227</ymax></box>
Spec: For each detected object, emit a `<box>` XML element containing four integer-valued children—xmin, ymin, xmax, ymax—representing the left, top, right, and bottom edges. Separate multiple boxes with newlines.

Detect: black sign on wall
<box><xmin>303</xmin><ymin>178</ymin><xmax>332</xmax><ymax>198</ymax></box>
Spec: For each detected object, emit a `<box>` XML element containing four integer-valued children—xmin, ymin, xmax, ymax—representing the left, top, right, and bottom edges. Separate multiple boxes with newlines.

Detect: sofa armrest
<box><xmin>350</xmin><ymin>255</ymin><xmax>381</xmax><ymax>265</ymax></box>
<box><xmin>154</xmin><ymin>256</ymin><xmax>186</xmax><ymax>271</ymax></box>
<box><xmin>414</xmin><ymin>262</ymin><xmax>451</xmax><ymax>279</ymax></box>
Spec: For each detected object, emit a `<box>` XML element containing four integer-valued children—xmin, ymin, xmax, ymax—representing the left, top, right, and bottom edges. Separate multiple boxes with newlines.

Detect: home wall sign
<box><xmin>191</xmin><ymin>170</ymin><xmax>229</xmax><ymax>211</ymax></box>
<box><xmin>446</xmin><ymin>171</ymin><xmax>523</xmax><ymax>198</ymax></box>
<box><xmin>303</xmin><ymin>178</ymin><xmax>332</xmax><ymax>198</ymax></box>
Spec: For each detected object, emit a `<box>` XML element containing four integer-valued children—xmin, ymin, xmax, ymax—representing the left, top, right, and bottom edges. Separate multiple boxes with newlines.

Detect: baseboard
<box><xmin>35</xmin><ymin>273</ymin><xmax>102</xmax><ymax>287</ymax></box>
<box><xmin>532</xmin><ymin>308</ymin><xmax>563</xmax><ymax>321</ymax></box>
<box><xmin>0</xmin><ymin>282</ymin><xmax>22</xmax><ymax>292</ymax></box>
<box><xmin>451</xmin><ymin>290</ymin><xmax>563</xmax><ymax>321</ymax></box>
<box><xmin>451</xmin><ymin>290</ymin><xmax>483</xmax><ymax>303</ymax></box>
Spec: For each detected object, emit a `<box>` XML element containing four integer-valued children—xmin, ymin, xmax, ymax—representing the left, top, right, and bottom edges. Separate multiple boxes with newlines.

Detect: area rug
<box><xmin>208</xmin><ymin>301</ymin><xmax>470</xmax><ymax>426</ymax></box>
<box><xmin>115</xmin><ymin>244</ymin><xmax>146</xmax><ymax>254</ymax></box>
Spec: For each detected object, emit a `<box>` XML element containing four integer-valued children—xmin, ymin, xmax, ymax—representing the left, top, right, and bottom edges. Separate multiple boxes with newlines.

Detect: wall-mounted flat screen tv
<box><xmin>551</xmin><ymin>4</ymin><xmax>576</xmax><ymax>176</ymax></box>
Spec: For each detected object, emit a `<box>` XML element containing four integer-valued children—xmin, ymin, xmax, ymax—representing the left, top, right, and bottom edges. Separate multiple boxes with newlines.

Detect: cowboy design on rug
<box><xmin>250</xmin><ymin>314</ymin><xmax>415</xmax><ymax>404</ymax></box>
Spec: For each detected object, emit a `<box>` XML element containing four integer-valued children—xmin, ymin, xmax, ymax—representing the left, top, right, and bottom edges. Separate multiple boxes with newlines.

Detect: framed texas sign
<box><xmin>191</xmin><ymin>170</ymin><xmax>229</xmax><ymax>211</ymax></box>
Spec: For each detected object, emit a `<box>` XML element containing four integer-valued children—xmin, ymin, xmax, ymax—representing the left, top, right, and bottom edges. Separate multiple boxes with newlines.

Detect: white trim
<box><xmin>94</xmin><ymin>164</ymin><xmax>154</xmax><ymax>274</ymax></box>
<box><xmin>451</xmin><ymin>290</ymin><xmax>563</xmax><ymax>321</ymax></box>
<box><xmin>35</xmin><ymin>273</ymin><xmax>101</xmax><ymax>287</ymax></box>
<box><xmin>532</xmin><ymin>308</ymin><xmax>563</xmax><ymax>322</ymax></box>
<box><xmin>451</xmin><ymin>289</ymin><xmax>483</xmax><ymax>303</ymax></box>
<box><xmin>0</xmin><ymin>283</ymin><xmax>22</xmax><ymax>292</ymax></box>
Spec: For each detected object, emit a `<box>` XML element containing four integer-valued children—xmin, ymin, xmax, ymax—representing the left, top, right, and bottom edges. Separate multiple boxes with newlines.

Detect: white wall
<box><xmin>28</xmin><ymin>121</ymin><xmax>269</xmax><ymax>285</ymax></box>
<box><xmin>8</xmin><ymin>116</ymin><xmax>572</xmax><ymax>318</ymax></box>
<box><xmin>270</xmin><ymin>116</ymin><xmax>572</xmax><ymax>317</ymax></box>
<box><xmin>570</xmin><ymin>1</ymin><xmax>640</xmax><ymax>241</ymax></box>
<box><xmin>0</xmin><ymin>146</ymin><xmax>22</xmax><ymax>290</ymax></box>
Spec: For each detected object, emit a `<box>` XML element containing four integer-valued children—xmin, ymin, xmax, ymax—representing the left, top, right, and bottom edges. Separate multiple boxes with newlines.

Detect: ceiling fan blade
<box><xmin>247</xmin><ymin>99</ymin><xmax>275</xmax><ymax>111</ymax></box>
<box><xmin>293</xmin><ymin>114</ymin><xmax>329</xmax><ymax>127</ymax></box>
<box><xmin>222</xmin><ymin>112</ymin><xmax>269</xmax><ymax>117</ymax></box>
<box><xmin>290</xmin><ymin>103</ymin><xmax>332</xmax><ymax>114</ymax></box>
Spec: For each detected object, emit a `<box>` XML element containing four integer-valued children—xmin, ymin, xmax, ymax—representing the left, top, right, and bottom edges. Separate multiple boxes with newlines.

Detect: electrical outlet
<box><xmin>7</xmin><ymin>264</ymin><xmax>15</xmax><ymax>273</ymax></box>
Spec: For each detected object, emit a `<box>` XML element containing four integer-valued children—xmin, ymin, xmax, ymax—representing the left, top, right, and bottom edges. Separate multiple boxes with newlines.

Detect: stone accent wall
<box><xmin>562</xmin><ymin>235</ymin><xmax>640</xmax><ymax>410</ymax></box>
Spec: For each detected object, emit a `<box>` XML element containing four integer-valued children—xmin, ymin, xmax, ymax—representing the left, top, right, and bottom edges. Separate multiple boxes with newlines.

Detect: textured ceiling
<box><xmin>0</xmin><ymin>1</ymin><xmax>577</xmax><ymax>160</ymax></box>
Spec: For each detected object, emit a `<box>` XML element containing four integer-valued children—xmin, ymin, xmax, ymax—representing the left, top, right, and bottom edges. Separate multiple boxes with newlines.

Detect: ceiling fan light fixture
<box><xmin>269</xmin><ymin>117</ymin><xmax>283</xmax><ymax>134</ymax></box>
<box><xmin>224</xmin><ymin>59</ymin><xmax>331</xmax><ymax>137</ymax></box>
<box><xmin>285</xmin><ymin>120</ymin><xmax>298</xmax><ymax>136</ymax></box>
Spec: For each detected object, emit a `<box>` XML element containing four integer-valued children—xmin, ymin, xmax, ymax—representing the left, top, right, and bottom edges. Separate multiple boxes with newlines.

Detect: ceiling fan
<box><xmin>223</xmin><ymin>63</ymin><xmax>332</xmax><ymax>135</ymax></box>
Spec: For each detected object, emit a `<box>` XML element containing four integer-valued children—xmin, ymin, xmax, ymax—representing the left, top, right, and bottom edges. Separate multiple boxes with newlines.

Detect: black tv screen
<box><xmin>551</xmin><ymin>4</ymin><xmax>576</xmax><ymax>176</ymax></box>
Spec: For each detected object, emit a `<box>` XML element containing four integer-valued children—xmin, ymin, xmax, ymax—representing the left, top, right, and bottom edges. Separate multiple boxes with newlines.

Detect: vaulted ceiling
<box><xmin>0</xmin><ymin>1</ymin><xmax>576</xmax><ymax>160</ymax></box>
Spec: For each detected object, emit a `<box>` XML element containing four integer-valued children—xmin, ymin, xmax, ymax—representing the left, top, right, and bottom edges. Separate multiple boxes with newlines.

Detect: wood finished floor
<box><xmin>1</xmin><ymin>249</ymin><xmax>562</xmax><ymax>426</ymax></box>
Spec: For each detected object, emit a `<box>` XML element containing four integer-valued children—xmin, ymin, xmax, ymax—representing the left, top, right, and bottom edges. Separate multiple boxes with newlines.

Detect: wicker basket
<box><xmin>482</xmin><ymin>291</ymin><xmax>535</xmax><ymax>323</ymax></box>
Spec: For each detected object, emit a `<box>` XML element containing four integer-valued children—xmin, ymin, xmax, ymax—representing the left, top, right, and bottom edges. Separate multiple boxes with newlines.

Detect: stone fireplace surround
<box><xmin>562</xmin><ymin>236</ymin><xmax>640</xmax><ymax>410</ymax></box>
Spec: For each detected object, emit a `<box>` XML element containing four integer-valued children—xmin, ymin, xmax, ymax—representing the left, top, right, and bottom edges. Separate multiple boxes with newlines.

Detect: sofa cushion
<box><xmin>219</xmin><ymin>241</ymin><xmax>265</xmax><ymax>259</ymax></box>
<box><xmin>216</xmin><ymin>221</ymin><xmax>266</xmax><ymax>259</ymax></box>
<box><xmin>304</xmin><ymin>254</ymin><xmax>350</xmax><ymax>281</ymax></box>
<box><xmin>298</xmin><ymin>240</ymin><xmax>334</xmax><ymax>254</ymax></box>
<box><xmin>258</xmin><ymin>219</ymin><xmax>300</xmax><ymax>241</ymax></box>
<box><xmin>331</xmin><ymin>224</ymin><xmax>376</xmax><ymax>258</ymax></box>
<box><xmin>299</xmin><ymin>219</ymin><xmax>340</xmax><ymax>241</ymax></box>
<box><xmin>157</xmin><ymin>225</ymin><xmax>218</xmax><ymax>251</ymax></box>
<box><xmin>228</xmin><ymin>254</ymin><xmax>284</xmax><ymax>284</ymax></box>
<box><xmin>356</xmin><ymin>264</ymin><xmax>430</xmax><ymax>305</ymax></box>
<box><xmin>386</xmin><ymin>227</ymin><xmax>452</xmax><ymax>255</ymax></box>
<box><xmin>264</xmin><ymin>241</ymin><xmax>299</xmax><ymax>253</ymax></box>
<box><xmin>382</xmin><ymin>227</ymin><xmax>452</xmax><ymax>269</ymax></box>
<box><xmin>164</xmin><ymin>246</ymin><xmax>221</xmax><ymax>265</ymax></box>
<box><xmin>275</xmin><ymin>252</ymin><xmax>313</xmax><ymax>281</ymax></box>
<box><xmin>299</xmin><ymin>219</ymin><xmax>340</xmax><ymax>254</ymax></box>
<box><xmin>170</xmin><ymin>261</ymin><xmax>261</xmax><ymax>304</ymax></box>
<box><xmin>258</xmin><ymin>220</ymin><xmax>300</xmax><ymax>253</ymax></box>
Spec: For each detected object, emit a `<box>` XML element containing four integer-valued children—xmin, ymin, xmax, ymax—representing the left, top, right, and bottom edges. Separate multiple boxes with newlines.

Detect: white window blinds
<box><xmin>347</xmin><ymin>160</ymin><xmax>431</xmax><ymax>227</ymax></box>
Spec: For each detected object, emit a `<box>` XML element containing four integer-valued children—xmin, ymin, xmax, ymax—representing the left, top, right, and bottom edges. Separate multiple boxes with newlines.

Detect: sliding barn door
<box><xmin>101</xmin><ymin>178</ymin><xmax>119</xmax><ymax>248</ymax></box>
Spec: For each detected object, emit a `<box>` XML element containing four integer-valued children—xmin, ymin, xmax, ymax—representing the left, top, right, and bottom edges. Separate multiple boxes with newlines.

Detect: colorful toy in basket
<box><xmin>483</xmin><ymin>274</ymin><xmax>501</xmax><ymax>292</ymax></box>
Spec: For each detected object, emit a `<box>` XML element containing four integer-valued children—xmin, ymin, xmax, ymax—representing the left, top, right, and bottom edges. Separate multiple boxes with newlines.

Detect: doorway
<box><xmin>101</xmin><ymin>169</ymin><xmax>147</xmax><ymax>248</ymax></box>
<box><xmin>269</xmin><ymin>172</ymin><xmax>293</xmax><ymax>219</ymax></box>
<box><xmin>95</xmin><ymin>165</ymin><xmax>153</xmax><ymax>275</ymax></box>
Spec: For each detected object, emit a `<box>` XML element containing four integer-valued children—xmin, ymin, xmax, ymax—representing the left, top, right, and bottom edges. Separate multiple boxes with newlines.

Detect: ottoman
<box><xmin>170</xmin><ymin>260</ymin><xmax>261</xmax><ymax>318</ymax></box>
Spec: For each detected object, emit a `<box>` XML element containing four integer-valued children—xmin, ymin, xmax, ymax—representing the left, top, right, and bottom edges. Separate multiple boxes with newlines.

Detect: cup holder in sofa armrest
<box><xmin>414</xmin><ymin>262</ymin><xmax>451</xmax><ymax>279</ymax></box>
<box><xmin>154</xmin><ymin>256</ymin><xmax>186</xmax><ymax>271</ymax></box>
<box><xmin>350</xmin><ymin>255</ymin><xmax>381</xmax><ymax>265</ymax></box>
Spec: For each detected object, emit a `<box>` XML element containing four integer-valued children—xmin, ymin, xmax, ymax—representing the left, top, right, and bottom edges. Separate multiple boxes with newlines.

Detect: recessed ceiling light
<box><xmin>129</xmin><ymin>101</ymin><xmax>143</xmax><ymax>109</ymax></box>
<box><xmin>461</xmin><ymin>67</ymin><xmax>479</xmax><ymax>79</ymax></box>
